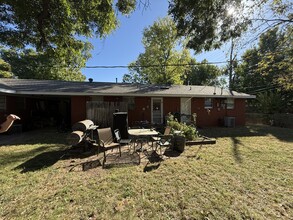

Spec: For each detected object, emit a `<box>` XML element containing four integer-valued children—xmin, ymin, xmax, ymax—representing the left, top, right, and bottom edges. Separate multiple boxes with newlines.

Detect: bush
<box><xmin>166</xmin><ymin>113</ymin><xmax>198</xmax><ymax>141</ymax></box>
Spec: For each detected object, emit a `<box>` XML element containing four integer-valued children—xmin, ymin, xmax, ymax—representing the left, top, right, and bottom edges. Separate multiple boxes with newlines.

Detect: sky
<box><xmin>82</xmin><ymin>1</ymin><xmax>230</xmax><ymax>83</ymax></box>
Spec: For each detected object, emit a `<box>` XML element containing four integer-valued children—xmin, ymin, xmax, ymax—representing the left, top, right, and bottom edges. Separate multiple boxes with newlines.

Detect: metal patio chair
<box><xmin>114</xmin><ymin>129</ymin><xmax>132</xmax><ymax>152</ymax></box>
<box><xmin>97</xmin><ymin>127</ymin><xmax>121</xmax><ymax>168</ymax></box>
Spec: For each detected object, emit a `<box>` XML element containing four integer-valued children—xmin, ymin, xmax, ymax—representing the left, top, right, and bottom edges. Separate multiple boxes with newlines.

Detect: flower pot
<box><xmin>173</xmin><ymin>135</ymin><xmax>186</xmax><ymax>153</ymax></box>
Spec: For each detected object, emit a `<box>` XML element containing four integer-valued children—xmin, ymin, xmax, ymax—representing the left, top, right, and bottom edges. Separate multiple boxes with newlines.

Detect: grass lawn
<box><xmin>0</xmin><ymin>125</ymin><xmax>292</xmax><ymax>219</ymax></box>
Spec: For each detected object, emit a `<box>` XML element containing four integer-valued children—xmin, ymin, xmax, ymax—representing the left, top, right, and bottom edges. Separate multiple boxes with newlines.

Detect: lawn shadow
<box><xmin>13</xmin><ymin>144</ymin><xmax>99</xmax><ymax>173</ymax></box>
<box><xmin>102</xmin><ymin>151</ymin><xmax>141</xmax><ymax>169</ymax></box>
<box><xmin>143</xmin><ymin>148</ymin><xmax>182</xmax><ymax>172</ymax></box>
<box><xmin>67</xmin><ymin>159</ymin><xmax>102</xmax><ymax>172</ymax></box>
<box><xmin>164</xmin><ymin>148</ymin><xmax>182</xmax><ymax>158</ymax></box>
<box><xmin>0</xmin><ymin>146</ymin><xmax>50</xmax><ymax>167</ymax></box>
<box><xmin>0</xmin><ymin>129</ymin><xmax>69</xmax><ymax>146</ymax></box>
<box><xmin>143</xmin><ymin>150</ymin><xmax>164</xmax><ymax>172</ymax></box>
<box><xmin>199</xmin><ymin>125</ymin><xmax>293</xmax><ymax>142</ymax></box>
<box><xmin>230</xmin><ymin>137</ymin><xmax>243</xmax><ymax>163</ymax></box>
<box><xmin>14</xmin><ymin>148</ymin><xmax>67</xmax><ymax>173</ymax></box>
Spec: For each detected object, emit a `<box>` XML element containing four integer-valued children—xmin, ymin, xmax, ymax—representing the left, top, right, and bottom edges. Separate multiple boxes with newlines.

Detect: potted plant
<box><xmin>166</xmin><ymin>113</ymin><xmax>199</xmax><ymax>152</ymax></box>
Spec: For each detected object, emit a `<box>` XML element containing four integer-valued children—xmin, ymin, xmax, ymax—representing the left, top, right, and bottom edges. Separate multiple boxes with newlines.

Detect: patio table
<box><xmin>128</xmin><ymin>128</ymin><xmax>159</xmax><ymax>152</ymax></box>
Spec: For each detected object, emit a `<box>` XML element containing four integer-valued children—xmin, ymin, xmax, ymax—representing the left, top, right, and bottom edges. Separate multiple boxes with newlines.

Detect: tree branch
<box><xmin>250</xmin><ymin>18</ymin><xmax>293</xmax><ymax>23</ymax></box>
<box><xmin>37</xmin><ymin>0</ymin><xmax>50</xmax><ymax>50</ymax></box>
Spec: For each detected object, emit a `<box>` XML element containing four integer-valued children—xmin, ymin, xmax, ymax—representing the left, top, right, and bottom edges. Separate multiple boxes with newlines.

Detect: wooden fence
<box><xmin>86</xmin><ymin>101</ymin><xmax>128</xmax><ymax>128</ymax></box>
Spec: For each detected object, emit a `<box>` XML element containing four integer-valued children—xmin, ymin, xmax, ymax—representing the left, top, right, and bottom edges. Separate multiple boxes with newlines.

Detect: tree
<box><xmin>256</xmin><ymin>91</ymin><xmax>284</xmax><ymax>114</ymax></box>
<box><xmin>235</xmin><ymin>27</ymin><xmax>292</xmax><ymax>93</ymax></box>
<box><xmin>0</xmin><ymin>0</ymin><xmax>137</xmax><ymax>80</ymax></box>
<box><xmin>0</xmin><ymin>0</ymin><xmax>136</xmax><ymax>51</ymax></box>
<box><xmin>185</xmin><ymin>59</ymin><xmax>223</xmax><ymax>86</ymax></box>
<box><xmin>168</xmin><ymin>0</ymin><xmax>250</xmax><ymax>53</ymax></box>
<box><xmin>0</xmin><ymin>58</ymin><xmax>13</xmax><ymax>78</ymax></box>
<box><xmin>257</xmin><ymin>27</ymin><xmax>293</xmax><ymax>91</ymax></box>
<box><xmin>123</xmin><ymin>17</ymin><xmax>192</xmax><ymax>85</ymax></box>
<box><xmin>233</xmin><ymin>48</ymin><xmax>263</xmax><ymax>92</ymax></box>
<box><xmin>0</xmin><ymin>43</ymin><xmax>92</xmax><ymax>81</ymax></box>
<box><xmin>234</xmin><ymin>27</ymin><xmax>293</xmax><ymax>113</ymax></box>
<box><xmin>168</xmin><ymin>0</ymin><xmax>292</xmax><ymax>53</ymax></box>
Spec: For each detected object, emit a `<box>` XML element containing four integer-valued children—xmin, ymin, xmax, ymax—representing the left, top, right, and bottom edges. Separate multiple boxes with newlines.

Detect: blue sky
<box><xmin>82</xmin><ymin>1</ymin><xmax>229</xmax><ymax>83</ymax></box>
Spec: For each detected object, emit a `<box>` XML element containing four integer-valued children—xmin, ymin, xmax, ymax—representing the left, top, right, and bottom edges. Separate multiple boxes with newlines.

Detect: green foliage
<box><xmin>166</xmin><ymin>113</ymin><xmax>198</xmax><ymax>141</ymax></box>
<box><xmin>116</xmin><ymin>0</ymin><xmax>136</xmax><ymax>15</ymax></box>
<box><xmin>168</xmin><ymin>0</ymin><xmax>292</xmax><ymax>53</ymax></box>
<box><xmin>257</xmin><ymin>27</ymin><xmax>293</xmax><ymax>92</ymax></box>
<box><xmin>123</xmin><ymin>17</ymin><xmax>192</xmax><ymax>84</ymax></box>
<box><xmin>270</xmin><ymin>0</ymin><xmax>293</xmax><ymax>15</ymax></box>
<box><xmin>256</xmin><ymin>91</ymin><xmax>284</xmax><ymax>114</ymax></box>
<box><xmin>122</xmin><ymin>61</ymin><xmax>149</xmax><ymax>84</ymax></box>
<box><xmin>0</xmin><ymin>0</ymin><xmax>136</xmax><ymax>51</ymax></box>
<box><xmin>0</xmin><ymin>0</ymin><xmax>136</xmax><ymax>81</ymax></box>
<box><xmin>0</xmin><ymin>58</ymin><xmax>13</xmax><ymax>78</ymax></box>
<box><xmin>185</xmin><ymin>59</ymin><xmax>223</xmax><ymax>86</ymax></box>
<box><xmin>168</xmin><ymin>0</ymin><xmax>249</xmax><ymax>52</ymax></box>
<box><xmin>0</xmin><ymin>44</ymin><xmax>92</xmax><ymax>80</ymax></box>
<box><xmin>234</xmin><ymin>27</ymin><xmax>292</xmax><ymax>113</ymax></box>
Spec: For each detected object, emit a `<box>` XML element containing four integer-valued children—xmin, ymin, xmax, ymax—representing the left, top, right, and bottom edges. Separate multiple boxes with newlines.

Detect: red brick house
<box><xmin>0</xmin><ymin>79</ymin><xmax>255</xmax><ymax>131</ymax></box>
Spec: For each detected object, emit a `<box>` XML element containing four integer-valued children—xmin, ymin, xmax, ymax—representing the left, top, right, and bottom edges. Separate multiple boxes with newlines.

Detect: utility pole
<box><xmin>229</xmin><ymin>38</ymin><xmax>234</xmax><ymax>90</ymax></box>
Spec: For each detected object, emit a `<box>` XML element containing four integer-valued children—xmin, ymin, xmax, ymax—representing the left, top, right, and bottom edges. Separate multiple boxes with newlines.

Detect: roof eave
<box><xmin>13</xmin><ymin>91</ymin><xmax>256</xmax><ymax>99</ymax></box>
<box><xmin>0</xmin><ymin>89</ymin><xmax>17</xmax><ymax>94</ymax></box>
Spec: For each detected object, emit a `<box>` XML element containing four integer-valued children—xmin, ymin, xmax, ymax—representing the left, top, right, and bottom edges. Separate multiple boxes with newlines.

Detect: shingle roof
<box><xmin>0</xmin><ymin>79</ymin><xmax>255</xmax><ymax>98</ymax></box>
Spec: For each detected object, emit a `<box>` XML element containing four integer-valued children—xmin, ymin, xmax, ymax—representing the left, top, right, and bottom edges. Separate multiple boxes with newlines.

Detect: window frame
<box><xmin>226</xmin><ymin>98</ymin><xmax>235</xmax><ymax>109</ymax></box>
<box><xmin>204</xmin><ymin>98</ymin><xmax>213</xmax><ymax>109</ymax></box>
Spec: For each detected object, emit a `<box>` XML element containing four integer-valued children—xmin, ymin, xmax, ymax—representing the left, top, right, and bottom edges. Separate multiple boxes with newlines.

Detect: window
<box><xmin>226</xmin><ymin>98</ymin><xmax>234</xmax><ymax>109</ymax></box>
<box><xmin>124</xmin><ymin>97</ymin><xmax>135</xmax><ymax>110</ymax></box>
<box><xmin>0</xmin><ymin>96</ymin><xmax>6</xmax><ymax>111</ymax></box>
<box><xmin>152</xmin><ymin>98</ymin><xmax>163</xmax><ymax>124</ymax></box>
<box><xmin>204</xmin><ymin>98</ymin><xmax>213</xmax><ymax>109</ymax></box>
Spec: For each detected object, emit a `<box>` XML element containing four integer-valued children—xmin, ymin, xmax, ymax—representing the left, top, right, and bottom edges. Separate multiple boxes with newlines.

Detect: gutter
<box><xmin>0</xmin><ymin>88</ymin><xmax>16</xmax><ymax>94</ymax></box>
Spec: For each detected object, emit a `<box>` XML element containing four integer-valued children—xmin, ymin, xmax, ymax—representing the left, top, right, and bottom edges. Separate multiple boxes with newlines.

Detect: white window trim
<box><xmin>204</xmin><ymin>98</ymin><xmax>213</xmax><ymax>109</ymax></box>
<box><xmin>226</xmin><ymin>98</ymin><xmax>235</xmax><ymax>109</ymax></box>
<box><xmin>151</xmin><ymin>97</ymin><xmax>163</xmax><ymax>124</ymax></box>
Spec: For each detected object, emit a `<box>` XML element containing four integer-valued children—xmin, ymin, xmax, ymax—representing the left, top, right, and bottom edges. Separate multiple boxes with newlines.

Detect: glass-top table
<box><xmin>128</xmin><ymin>129</ymin><xmax>159</xmax><ymax>152</ymax></box>
<box><xmin>128</xmin><ymin>128</ymin><xmax>159</xmax><ymax>137</ymax></box>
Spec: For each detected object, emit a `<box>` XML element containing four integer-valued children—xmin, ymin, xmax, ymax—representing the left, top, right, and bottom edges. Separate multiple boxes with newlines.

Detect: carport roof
<box><xmin>0</xmin><ymin>79</ymin><xmax>255</xmax><ymax>98</ymax></box>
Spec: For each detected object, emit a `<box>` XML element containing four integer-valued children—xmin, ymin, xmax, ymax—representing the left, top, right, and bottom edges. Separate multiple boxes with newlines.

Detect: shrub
<box><xmin>166</xmin><ymin>113</ymin><xmax>198</xmax><ymax>141</ymax></box>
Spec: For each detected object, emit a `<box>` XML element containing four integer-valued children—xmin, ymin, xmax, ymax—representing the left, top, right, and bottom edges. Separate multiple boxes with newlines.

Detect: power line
<box><xmin>84</xmin><ymin>48</ymin><xmax>292</xmax><ymax>69</ymax></box>
<box><xmin>85</xmin><ymin>61</ymin><xmax>228</xmax><ymax>69</ymax></box>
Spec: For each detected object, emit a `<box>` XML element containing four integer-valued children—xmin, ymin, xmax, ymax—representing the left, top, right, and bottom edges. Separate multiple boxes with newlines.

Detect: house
<box><xmin>0</xmin><ymin>78</ymin><xmax>255</xmax><ymax>131</ymax></box>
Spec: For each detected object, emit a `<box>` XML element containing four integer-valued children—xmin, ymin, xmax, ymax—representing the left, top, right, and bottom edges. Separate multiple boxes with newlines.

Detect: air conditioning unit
<box><xmin>224</xmin><ymin>117</ymin><xmax>235</xmax><ymax>127</ymax></box>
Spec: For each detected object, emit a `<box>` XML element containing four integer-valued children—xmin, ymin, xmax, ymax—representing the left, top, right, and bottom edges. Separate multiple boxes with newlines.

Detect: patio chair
<box><xmin>97</xmin><ymin>127</ymin><xmax>121</xmax><ymax>168</ymax></box>
<box><xmin>155</xmin><ymin>134</ymin><xmax>173</xmax><ymax>155</ymax></box>
<box><xmin>151</xmin><ymin>126</ymin><xmax>171</xmax><ymax>149</ymax></box>
<box><xmin>114</xmin><ymin>129</ymin><xmax>132</xmax><ymax>152</ymax></box>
